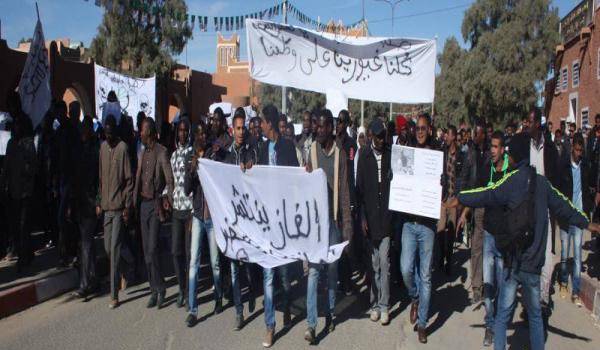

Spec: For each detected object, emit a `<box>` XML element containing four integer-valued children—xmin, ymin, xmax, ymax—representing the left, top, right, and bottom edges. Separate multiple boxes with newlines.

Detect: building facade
<box><xmin>546</xmin><ymin>0</ymin><xmax>600</xmax><ymax>129</ymax></box>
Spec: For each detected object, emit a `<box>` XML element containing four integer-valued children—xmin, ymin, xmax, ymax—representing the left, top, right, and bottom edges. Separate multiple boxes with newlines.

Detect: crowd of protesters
<box><xmin>1</xmin><ymin>89</ymin><xmax>600</xmax><ymax>350</ymax></box>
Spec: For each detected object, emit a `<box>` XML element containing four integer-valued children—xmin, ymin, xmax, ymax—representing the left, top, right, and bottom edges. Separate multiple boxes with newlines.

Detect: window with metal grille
<box><xmin>561</xmin><ymin>67</ymin><xmax>568</xmax><ymax>92</ymax></box>
<box><xmin>572</xmin><ymin>61</ymin><xmax>580</xmax><ymax>88</ymax></box>
<box><xmin>582</xmin><ymin>107</ymin><xmax>589</xmax><ymax>127</ymax></box>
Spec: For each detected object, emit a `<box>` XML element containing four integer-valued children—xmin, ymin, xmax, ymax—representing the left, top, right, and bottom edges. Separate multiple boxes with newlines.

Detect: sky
<box><xmin>0</xmin><ymin>0</ymin><xmax>583</xmax><ymax>74</ymax></box>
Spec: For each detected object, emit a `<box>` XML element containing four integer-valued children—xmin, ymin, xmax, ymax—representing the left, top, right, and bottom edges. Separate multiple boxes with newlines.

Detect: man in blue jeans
<box><xmin>458</xmin><ymin>131</ymin><xmax>509</xmax><ymax>346</ymax></box>
<box><xmin>400</xmin><ymin>114</ymin><xmax>439</xmax><ymax>344</ymax></box>
<box><xmin>450</xmin><ymin>133</ymin><xmax>599</xmax><ymax>350</ymax></box>
<box><xmin>184</xmin><ymin>121</ymin><xmax>222</xmax><ymax>327</ymax></box>
<box><xmin>226</xmin><ymin>108</ymin><xmax>259</xmax><ymax>331</ymax></box>
<box><xmin>257</xmin><ymin>105</ymin><xmax>299</xmax><ymax>348</ymax></box>
<box><xmin>304</xmin><ymin>110</ymin><xmax>353</xmax><ymax>345</ymax></box>
<box><xmin>557</xmin><ymin>133</ymin><xmax>592</xmax><ymax>307</ymax></box>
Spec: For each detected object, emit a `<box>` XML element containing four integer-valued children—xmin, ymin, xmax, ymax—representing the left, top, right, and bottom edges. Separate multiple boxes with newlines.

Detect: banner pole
<box><xmin>281</xmin><ymin>0</ymin><xmax>288</xmax><ymax>115</ymax></box>
<box><xmin>35</xmin><ymin>2</ymin><xmax>40</xmax><ymax>21</ymax></box>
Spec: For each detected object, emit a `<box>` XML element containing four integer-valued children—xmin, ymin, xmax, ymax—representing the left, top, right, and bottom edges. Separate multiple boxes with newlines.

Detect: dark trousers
<box><xmin>8</xmin><ymin>196</ymin><xmax>33</xmax><ymax>264</ymax></box>
<box><xmin>77</xmin><ymin>213</ymin><xmax>97</xmax><ymax>291</ymax></box>
<box><xmin>103</xmin><ymin>210</ymin><xmax>123</xmax><ymax>300</ymax></box>
<box><xmin>171</xmin><ymin>209</ymin><xmax>191</xmax><ymax>294</ymax></box>
<box><xmin>57</xmin><ymin>184</ymin><xmax>78</xmax><ymax>260</ymax></box>
<box><xmin>140</xmin><ymin>200</ymin><xmax>165</xmax><ymax>293</ymax></box>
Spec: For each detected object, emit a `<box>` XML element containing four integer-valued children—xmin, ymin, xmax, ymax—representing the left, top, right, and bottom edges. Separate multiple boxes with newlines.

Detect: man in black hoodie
<box><xmin>356</xmin><ymin>119</ymin><xmax>392</xmax><ymax>325</ymax></box>
<box><xmin>449</xmin><ymin>133</ymin><xmax>599</xmax><ymax>350</ymax></box>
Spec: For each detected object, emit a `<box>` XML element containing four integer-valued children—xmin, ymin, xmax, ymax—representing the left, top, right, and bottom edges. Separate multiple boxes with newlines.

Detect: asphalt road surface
<box><xmin>1</xmin><ymin>248</ymin><xmax>598</xmax><ymax>350</ymax></box>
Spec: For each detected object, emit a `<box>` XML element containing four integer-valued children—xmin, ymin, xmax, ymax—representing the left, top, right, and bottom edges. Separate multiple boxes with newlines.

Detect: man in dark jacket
<box><xmin>70</xmin><ymin>117</ymin><xmax>100</xmax><ymax>299</ymax></box>
<box><xmin>336</xmin><ymin>109</ymin><xmax>359</xmax><ymax>295</ymax></box>
<box><xmin>225</xmin><ymin>108</ymin><xmax>258</xmax><ymax>330</ymax></box>
<box><xmin>257</xmin><ymin>105</ymin><xmax>298</xmax><ymax>348</ymax></box>
<box><xmin>0</xmin><ymin>114</ymin><xmax>38</xmax><ymax>271</ymax></box>
<box><xmin>557</xmin><ymin>133</ymin><xmax>592</xmax><ymax>307</ymax></box>
<box><xmin>451</xmin><ymin>133</ymin><xmax>599</xmax><ymax>350</ymax></box>
<box><xmin>356</xmin><ymin>118</ymin><xmax>392</xmax><ymax>325</ymax></box>
<box><xmin>526</xmin><ymin>108</ymin><xmax>559</xmax><ymax>308</ymax></box>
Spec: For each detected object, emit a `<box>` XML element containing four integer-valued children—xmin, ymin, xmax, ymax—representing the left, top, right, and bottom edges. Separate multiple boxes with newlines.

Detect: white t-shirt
<box><xmin>530</xmin><ymin>138</ymin><xmax>545</xmax><ymax>175</ymax></box>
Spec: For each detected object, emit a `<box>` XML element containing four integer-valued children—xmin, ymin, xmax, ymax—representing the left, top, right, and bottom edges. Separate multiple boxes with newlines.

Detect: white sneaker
<box><xmin>380</xmin><ymin>312</ymin><xmax>390</xmax><ymax>325</ymax></box>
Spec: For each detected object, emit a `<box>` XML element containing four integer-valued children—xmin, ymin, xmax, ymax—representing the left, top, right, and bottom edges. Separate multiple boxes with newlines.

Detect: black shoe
<box><xmin>72</xmin><ymin>288</ymin><xmax>87</xmax><ymax>299</ymax></box>
<box><xmin>234</xmin><ymin>313</ymin><xmax>244</xmax><ymax>331</ymax></box>
<box><xmin>147</xmin><ymin>293</ymin><xmax>158</xmax><ymax>308</ymax></box>
<box><xmin>185</xmin><ymin>314</ymin><xmax>197</xmax><ymax>327</ymax></box>
<box><xmin>483</xmin><ymin>327</ymin><xmax>493</xmax><ymax>347</ymax></box>
<box><xmin>214</xmin><ymin>299</ymin><xmax>223</xmax><ymax>314</ymax></box>
<box><xmin>304</xmin><ymin>327</ymin><xmax>316</xmax><ymax>344</ymax></box>
<box><xmin>325</xmin><ymin>314</ymin><xmax>335</xmax><ymax>333</ymax></box>
<box><xmin>177</xmin><ymin>292</ymin><xmax>185</xmax><ymax>308</ymax></box>
<box><xmin>249</xmin><ymin>297</ymin><xmax>256</xmax><ymax>314</ymax></box>
<box><xmin>157</xmin><ymin>292</ymin><xmax>165</xmax><ymax>309</ymax></box>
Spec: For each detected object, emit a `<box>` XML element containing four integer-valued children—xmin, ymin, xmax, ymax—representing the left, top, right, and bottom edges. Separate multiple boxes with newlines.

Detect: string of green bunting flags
<box><xmin>87</xmin><ymin>0</ymin><xmax>364</xmax><ymax>33</ymax></box>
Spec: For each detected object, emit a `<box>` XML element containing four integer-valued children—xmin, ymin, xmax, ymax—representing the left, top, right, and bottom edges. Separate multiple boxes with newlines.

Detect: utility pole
<box><xmin>281</xmin><ymin>0</ymin><xmax>288</xmax><ymax>115</ymax></box>
<box><xmin>376</xmin><ymin>0</ymin><xmax>409</xmax><ymax>120</ymax></box>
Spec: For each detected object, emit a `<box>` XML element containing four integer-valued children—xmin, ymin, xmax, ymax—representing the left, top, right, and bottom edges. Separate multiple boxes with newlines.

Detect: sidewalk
<box><xmin>552</xmin><ymin>228</ymin><xmax>600</xmax><ymax>326</ymax></box>
<box><xmin>0</xmin><ymin>240</ymin><xmax>79</xmax><ymax>318</ymax></box>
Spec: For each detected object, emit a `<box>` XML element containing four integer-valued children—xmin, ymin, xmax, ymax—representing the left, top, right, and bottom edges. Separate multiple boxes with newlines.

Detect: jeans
<box><xmin>306</xmin><ymin>221</ymin><xmax>341</xmax><ymax>329</ymax></box>
<box><xmin>171</xmin><ymin>209</ymin><xmax>191</xmax><ymax>294</ymax></box>
<box><xmin>103</xmin><ymin>210</ymin><xmax>123</xmax><ymax>300</ymax></box>
<box><xmin>369</xmin><ymin>237</ymin><xmax>390</xmax><ymax>313</ymax></box>
<box><xmin>483</xmin><ymin>231</ymin><xmax>503</xmax><ymax>329</ymax></box>
<box><xmin>188</xmin><ymin>217</ymin><xmax>221</xmax><ymax>316</ymax></box>
<box><xmin>231</xmin><ymin>260</ymin><xmax>255</xmax><ymax>316</ymax></box>
<box><xmin>560</xmin><ymin>225</ymin><xmax>583</xmax><ymax>295</ymax></box>
<box><xmin>400</xmin><ymin>222</ymin><xmax>434</xmax><ymax>329</ymax></box>
<box><xmin>494</xmin><ymin>268</ymin><xmax>544</xmax><ymax>350</ymax></box>
<box><xmin>140</xmin><ymin>200</ymin><xmax>165</xmax><ymax>294</ymax></box>
<box><xmin>263</xmin><ymin>264</ymin><xmax>291</xmax><ymax>330</ymax></box>
<box><xmin>8</xmin><ymin>197</ymin><xmax>34</xmax><ymax>264</ymax></box>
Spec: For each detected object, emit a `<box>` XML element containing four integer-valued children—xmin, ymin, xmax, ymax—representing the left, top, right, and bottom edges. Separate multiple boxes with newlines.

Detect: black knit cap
<box><xmin>506</xmin><ymin>132</ymin><xmax>530</xmax><ymax>163</ymax></box>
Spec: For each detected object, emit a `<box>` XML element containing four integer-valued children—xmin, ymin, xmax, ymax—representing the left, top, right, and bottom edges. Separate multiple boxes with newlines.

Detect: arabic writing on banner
<box><xmin>246</xmin><ymin>19</ymin><xmax>436</xmax><ymax>104</ymax></box>
<box><xmin>389</xmin><ymin>145</ymin><xmax>443</xmax><ymax>219</ymax></box>
<box><xmin>198</xmin><ymin>159</ymin><xmax>348</xmax><ymax>268</ymax></box>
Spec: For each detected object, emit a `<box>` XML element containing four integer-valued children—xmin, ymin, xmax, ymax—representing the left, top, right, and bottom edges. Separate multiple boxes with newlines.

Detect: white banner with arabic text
<box><xmin>198</xmin><ymin>159</ymin><xmax>347</xmax><ymax>268</ymax></box>
<box><xmin>246</xmin><ymin>19</ymin><xmax>436</xmax><ymax>104</ymax></box>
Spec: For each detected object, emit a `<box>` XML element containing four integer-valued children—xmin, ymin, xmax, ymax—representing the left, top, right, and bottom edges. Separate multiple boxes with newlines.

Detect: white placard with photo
<box><xmin>389</xmin><ymin>145</ymin><xmax>443</xmax><ymax>219</ymax></box>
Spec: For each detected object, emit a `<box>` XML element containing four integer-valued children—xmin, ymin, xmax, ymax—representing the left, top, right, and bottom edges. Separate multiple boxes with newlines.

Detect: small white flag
<box><xmin>18</xmin><ymin>18</ymin><xmax>51</xmax><ymax>129</ymax></box>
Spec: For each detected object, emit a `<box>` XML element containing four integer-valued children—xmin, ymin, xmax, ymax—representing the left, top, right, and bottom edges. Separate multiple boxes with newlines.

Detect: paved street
<box><xmin>0</xmin><ymin>248</ymin><xmax>598</xmax><ymax>350</ymax></box>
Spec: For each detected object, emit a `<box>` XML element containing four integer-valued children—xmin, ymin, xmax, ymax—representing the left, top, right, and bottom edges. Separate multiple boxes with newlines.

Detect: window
<box><xmin>572</xmin><ymin>61</ymin><xmax>580</xmax><ymax>88</ymax></box>
<box><xmin>561</xmin><ymin>67</ymin><xmax>569</xmax><ymax>92</ymax></box>
<box><xmin>555</xmin><ymin>69</ymin><xmax>561</xmax><ymax>93</ymax></box>
<box><xmin>582</xmin><ymin>107</ymin><xmax>590</xmax><ymax>127</ymax></box>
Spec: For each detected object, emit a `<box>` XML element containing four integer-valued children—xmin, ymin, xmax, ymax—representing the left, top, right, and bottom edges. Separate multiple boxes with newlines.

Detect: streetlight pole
<box><xmin>375</xmin><ymin>0</ymin><xmax>409</xmax><ymax>120</ymax></box>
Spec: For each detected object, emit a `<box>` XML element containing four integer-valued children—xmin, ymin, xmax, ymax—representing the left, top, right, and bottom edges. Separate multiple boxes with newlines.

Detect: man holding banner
<box><xmin>257</xmin><ymin>105</ymin><xmax>298</xmax><ymax>348</ymax></box>
<box><xmin>304</xmin><ymin>109</ymin><xmax>353</xmax><ymax>344</ymax></box>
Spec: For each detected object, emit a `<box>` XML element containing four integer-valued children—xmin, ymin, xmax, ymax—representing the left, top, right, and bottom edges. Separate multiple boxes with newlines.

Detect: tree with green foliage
<box><xmin>90</xmin><ymin>0</ymin><xmax>192</xmax><ymax>79</ymax></box>
<box><xmin>435</xmin><ymin>0</ymin><xmax>559</xmax><ymax>126</ymax></box>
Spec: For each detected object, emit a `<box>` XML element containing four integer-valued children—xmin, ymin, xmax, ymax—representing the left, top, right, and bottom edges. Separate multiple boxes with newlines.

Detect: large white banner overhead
<box><xmin>18</xmin><ymin>18</ymin><xmax>51</xmax><ymax>129</ymax></box>
<box><xmin>246</xmin><ymin>19</ymin><xmax>436</xmax><ymax>104</ymax></box>
<box><xmin>198</xmin><ymin>159</ymin><xmax>348</xmax><ymax>268</ymax></box>
<box><xmin>94</xmin><ymin>64</ymin><xmax>156</xmax><ymax>125</ymax></box>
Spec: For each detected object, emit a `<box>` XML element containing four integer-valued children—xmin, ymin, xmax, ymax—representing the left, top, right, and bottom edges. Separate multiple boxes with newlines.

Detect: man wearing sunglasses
<box><xmin>400</xmin><ymin>114</ymin><xmax>439</xmax><ymax>344</ymax></box>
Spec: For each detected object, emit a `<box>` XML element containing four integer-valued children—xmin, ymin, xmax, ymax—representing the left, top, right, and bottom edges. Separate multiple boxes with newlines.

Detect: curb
<box><xmin>0</xmin><ymin>268</ymin><xmax>78</xmax><ymax>319</ymax></box>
